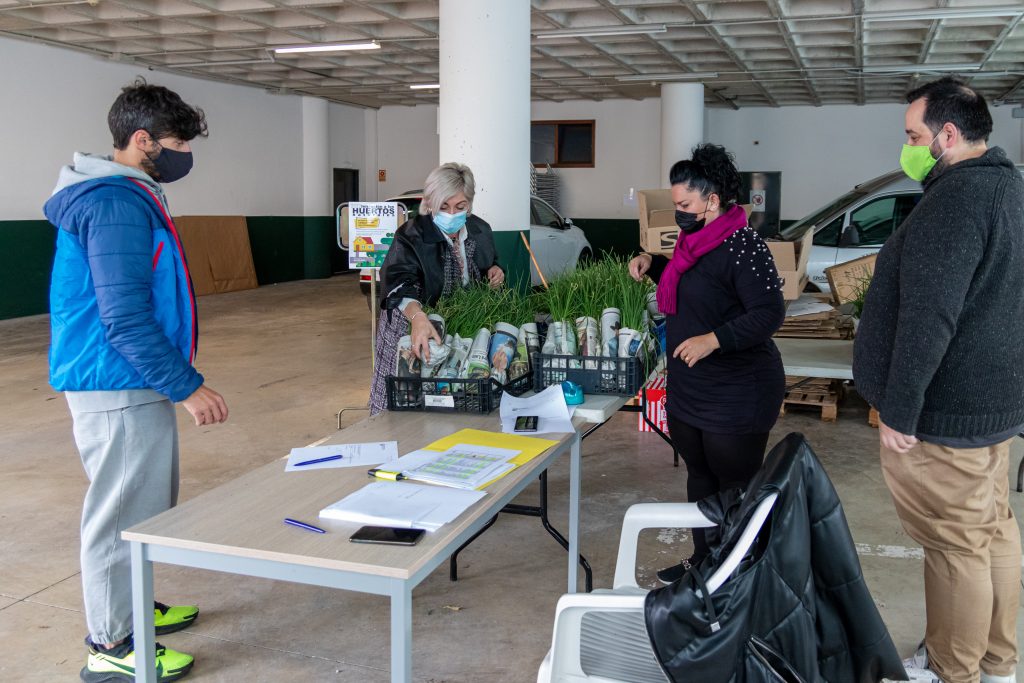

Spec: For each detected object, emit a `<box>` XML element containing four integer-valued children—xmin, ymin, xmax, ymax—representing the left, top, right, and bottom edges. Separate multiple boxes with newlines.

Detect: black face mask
<box><xmin>675</xmin><ymin>202</ymin><xmax>710</xmax><ymax>234</ymax></box>
<box><xmin>145</xmin><ymin>144</ymin><xmax>193</xmax><ymax>183</ymax></box>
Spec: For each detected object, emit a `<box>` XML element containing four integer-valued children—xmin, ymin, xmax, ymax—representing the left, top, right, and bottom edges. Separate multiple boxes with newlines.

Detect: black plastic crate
<box><xmin>532</xmin><ymin>352</ymin><xmax>647</xmax><ymax>396</ymax></box>
<box><xmin>386</xmin><ymin>370</ymin><xmax>533</xmax><ymax>413</ymax></box>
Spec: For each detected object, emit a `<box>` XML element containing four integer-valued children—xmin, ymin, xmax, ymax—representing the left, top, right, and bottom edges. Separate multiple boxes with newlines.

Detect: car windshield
<box><xmin>779</xmin><ymin>189</ymin><xmax>865</xmax><ymax>241</ymax></box>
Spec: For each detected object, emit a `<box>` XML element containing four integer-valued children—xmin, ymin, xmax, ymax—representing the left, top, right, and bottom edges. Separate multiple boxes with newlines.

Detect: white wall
<box><xmin>531</xmin><ymin>98</ymin><xmax>662</xmax><ymax>220</ymax></box>
<box><xmin>375</xmin><ymin>105</ymin><xmax>439</xmax><ymax>201</ymax></box>
<box><xmin>706</xmin><ymin>103</ymin><xmax>1024</xmax><ymax>219</ymax></box>
<box><xmin>328</xmin><ymin>102</ymin><xmax>368</xmax><ymax>201</ymax></box>
<box><xmin>0</xmin><ymin>37</ymin><xmax>372</xmax><ymax>221</ymax></box>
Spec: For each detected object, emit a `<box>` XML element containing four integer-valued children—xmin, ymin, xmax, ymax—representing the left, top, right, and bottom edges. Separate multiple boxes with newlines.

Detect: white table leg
<box><xmin>568</xmin><ymin>433</ymin><xmax>581</xmax><ymax>593</ymax></box>
<box><xmin>390</xmin><ymin>584</ymin><xmax>412</xmax><ymax>683</ymax></box>
<box><xmin>130</xmin><ymin>541</ymin><xmax>156</xmax><ymax>683</ymax></box>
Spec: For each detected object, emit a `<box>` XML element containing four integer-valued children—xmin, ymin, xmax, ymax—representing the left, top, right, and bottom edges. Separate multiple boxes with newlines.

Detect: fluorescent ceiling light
<box><xmin>617</xmin><ymin>72</ymin><xmax>718</xmax><ymax>82</ymax></box>
<box><xmin>409</xmin><ymin>83</ymin><xmax>440</xmax><ymax>90</ymax></box>
<box><xmin>861</xmin><ymin>63</ymin><xmax>982</xmax><ymax>74</ymax></box>
<box><xmin>863</xmin><ymin>7</ymin><xmax>1023</xmax><ymax>22</ymax></box>
<box><xmin>274</xmin><ymin>42</ymin><xmax>380</xmax><ymax>54</ymax></box>
<box><xmin>535</xmin><ymin>23</ymin><xmax>667</xmax><ymax>39</ymax></box>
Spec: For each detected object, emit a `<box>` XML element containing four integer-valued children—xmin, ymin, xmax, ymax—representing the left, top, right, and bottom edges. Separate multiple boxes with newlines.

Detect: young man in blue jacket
<box><xmin>45</xmin><ymin>79</ymin><xmax>229</xmax><ymax>683</ymax></box>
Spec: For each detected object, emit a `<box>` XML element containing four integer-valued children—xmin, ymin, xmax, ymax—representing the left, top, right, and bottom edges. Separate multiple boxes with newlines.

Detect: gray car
<box><xmin>782</xmin><ymin>165</ymin><xmax>1024</xmax><ymax>292</ymax></box>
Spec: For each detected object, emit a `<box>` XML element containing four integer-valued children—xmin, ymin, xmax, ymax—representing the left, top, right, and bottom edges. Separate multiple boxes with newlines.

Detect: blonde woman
<box><xmin>369</xmin><ymin>162</ymin><xmax>504</xmax><ymax>414</ymax></box>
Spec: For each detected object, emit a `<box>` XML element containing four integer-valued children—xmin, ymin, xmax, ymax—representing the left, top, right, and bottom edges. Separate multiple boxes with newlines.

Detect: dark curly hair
<box><xmin>108</xmin><ymin>78</ymin><xmax>208</xmax><ymax>150</ymax></box>
<box><xmin>668</xmin><ymin>143</ymin><xmax>742</xmax><ymax>206</ymax></box>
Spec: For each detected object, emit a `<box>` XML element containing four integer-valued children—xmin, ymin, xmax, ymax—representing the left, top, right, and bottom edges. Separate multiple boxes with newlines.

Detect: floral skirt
<box><xmin>368</xmin><ymin>308</ymin><xmax>408</xmax><ymax>415</ymax></box>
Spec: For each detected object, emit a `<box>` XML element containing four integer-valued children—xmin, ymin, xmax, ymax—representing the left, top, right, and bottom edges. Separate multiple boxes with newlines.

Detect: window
<box><xmin>531</xmin><ymin>120</ymin><xmax>595</xmax><ymax>168</ymax></box>
<box><xmin>532</xmin><ymin>198</ymin><xmax>563</xmax><ymax>228</ymax></box>
<box><xmin>813</xmin><ymin>215</ymin><xmax>844</xmax><ymax>247</ymax></box>
<box><xmin>848</xmin><ymin>193</ymin><xmax>920</xmax><ymax>247</ymax></box>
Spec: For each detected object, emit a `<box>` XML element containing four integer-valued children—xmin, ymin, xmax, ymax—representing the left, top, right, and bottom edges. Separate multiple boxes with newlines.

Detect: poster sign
<box><xmin>348</xmin><ymin>202</ymin><xmax>398</xmax><ymax>269</ymax></box>
<box><xmin>750</xmin><ymin>190</ymin><xmax>766</xmax><ymax>213</ymax></box>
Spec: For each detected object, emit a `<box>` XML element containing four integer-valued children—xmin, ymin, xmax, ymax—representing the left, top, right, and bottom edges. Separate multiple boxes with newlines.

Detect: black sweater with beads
<box><xmin>649</xmin><ymin>225</ymin><xmax>786</xmax><ymax>434</ymax></box>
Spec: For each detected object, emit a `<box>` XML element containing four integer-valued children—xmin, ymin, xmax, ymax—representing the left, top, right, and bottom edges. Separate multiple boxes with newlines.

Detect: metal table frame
<box><xmin>127</xmin><ymin>430</ymin><xmax>582</xmax><ymax>683</ymax></box>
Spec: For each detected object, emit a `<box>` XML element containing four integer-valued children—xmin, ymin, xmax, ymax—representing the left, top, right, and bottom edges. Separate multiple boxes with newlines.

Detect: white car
<box><xmin>359</xmin><ymin>192</ymin><xmax>593</xmax><ymax>298</ymax></box>
<box><xmin>783</xmin><ymin>165</ymin><xmax>1024</xmax><ymax>293</ymax></box>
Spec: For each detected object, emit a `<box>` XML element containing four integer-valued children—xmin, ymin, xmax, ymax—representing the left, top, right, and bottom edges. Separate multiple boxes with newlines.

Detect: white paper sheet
<box><xmin>379</xmin><ymin>445</ymin><xmax>521</xmax><ymax>490</ymax></box>
<box><xmin>785</xmin><ymin>295</ymin><xmax>835</xmax><ymax>318</ymax></box>
<box><xmin>285</xmin><ymin>441</ymin><xmax>398</xmax><ymax>472</ymax></box>
<box><xmin>499</xmin><ymin>385</ymin><xmax>576</xmax><ymax>434</ymax></box>
<box><xmin>318</xmin><ymin>481</ymin><xmax>486</xmax><ymax>531</ymax></box>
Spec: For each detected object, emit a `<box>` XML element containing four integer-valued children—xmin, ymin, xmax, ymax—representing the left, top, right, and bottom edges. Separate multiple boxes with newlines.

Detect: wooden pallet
<box><xmin>779</xmin><ymin>376</ymin><xmax>841</xmax><ymax>422</ymax></box>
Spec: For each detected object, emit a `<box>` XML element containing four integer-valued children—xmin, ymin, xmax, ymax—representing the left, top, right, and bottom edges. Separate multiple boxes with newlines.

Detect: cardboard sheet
<box><xmin>172</xmin><ymin>215</ymin><xmax>258</xmax><ymax>296</ymax></box>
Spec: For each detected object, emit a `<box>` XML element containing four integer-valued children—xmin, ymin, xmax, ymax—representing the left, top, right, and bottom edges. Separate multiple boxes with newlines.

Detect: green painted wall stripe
<box><xmin>0</xmin><ymin>220</ymin><xmax>56</xmax><ymax>320</ymax></box>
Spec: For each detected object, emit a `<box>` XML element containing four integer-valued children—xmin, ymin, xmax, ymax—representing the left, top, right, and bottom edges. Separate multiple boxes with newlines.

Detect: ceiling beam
<box><xmin>763</xmin><ymin>0</ymin><xmax>820</xmax><ymax>106</ymax></box>
<box><xmin>679</xmin><ymin>0</ymin><xmax>779</xmax><ymax>107</ymax></box>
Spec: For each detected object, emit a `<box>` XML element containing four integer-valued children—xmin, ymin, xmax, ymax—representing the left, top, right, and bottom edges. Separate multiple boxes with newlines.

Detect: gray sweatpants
<box><xmin>68</xmin><ymin>391</ymin><xmax>179</xmax><ymax>644</ymax></box>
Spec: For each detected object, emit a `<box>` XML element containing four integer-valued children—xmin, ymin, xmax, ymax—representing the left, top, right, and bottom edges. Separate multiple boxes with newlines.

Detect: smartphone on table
<box><xmin>349</xmin><ymin>526</ymin><xmax>426</xmax><ymax>546</ymax></box>
<box><xmin>514</xmin><ymin>415</ymin><xmax>538</xmax><ymax>432</ymax></box>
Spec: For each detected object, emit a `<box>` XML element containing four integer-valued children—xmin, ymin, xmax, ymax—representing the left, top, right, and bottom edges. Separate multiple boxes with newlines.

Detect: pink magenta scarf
<box><xmin>655</xmin><ymin>204</ymin><xmax>748</xmax><ymax>315</ymax></box>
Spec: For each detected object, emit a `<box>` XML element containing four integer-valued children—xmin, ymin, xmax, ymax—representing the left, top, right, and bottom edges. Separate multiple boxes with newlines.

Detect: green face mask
<box><xmin>900</xmin><ymin>132</ymin><xmax>946</xmax><ymax>181</ymax></box>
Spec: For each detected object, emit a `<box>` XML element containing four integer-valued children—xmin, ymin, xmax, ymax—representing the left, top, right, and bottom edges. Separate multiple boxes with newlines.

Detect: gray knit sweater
<box><xmin>853</xmin><ymin>146</ymin><xmax>1024</xmax><ymax>438</ymax></box>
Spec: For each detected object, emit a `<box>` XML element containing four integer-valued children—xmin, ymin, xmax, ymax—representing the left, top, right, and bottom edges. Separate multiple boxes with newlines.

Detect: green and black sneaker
<box><xmin>154</xmin><ymin>601</ymin><xmax>199</xmax><ymax>635</ymax></box>
<box><xmin>81</xmin><ymin>635</ymin><xmax>194</xmax><ymax>683</ymax></box>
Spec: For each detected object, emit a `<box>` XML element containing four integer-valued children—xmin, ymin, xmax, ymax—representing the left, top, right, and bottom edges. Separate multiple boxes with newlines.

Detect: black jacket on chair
<box><xmin>378</xmin><ymin>213</ymin><xmax>501</xmax><ymax>312</ymax></box>
<box><xmin>644</xmin><ymin>433</ymin><xmax>906</xmax><ymax>683</ymax></box>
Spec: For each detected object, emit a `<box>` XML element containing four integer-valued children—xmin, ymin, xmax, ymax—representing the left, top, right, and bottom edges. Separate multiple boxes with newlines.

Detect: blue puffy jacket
<box><xmin>45</xmin><ymin>175</ymin><xmax>203</xmax><ymax>402</ymax></box>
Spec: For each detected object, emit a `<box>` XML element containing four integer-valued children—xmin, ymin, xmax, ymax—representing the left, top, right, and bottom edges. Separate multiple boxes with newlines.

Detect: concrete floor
<box><xmin>1</xmin><ymin>273</ymin><xmax>1021</xmax><ymax>682</ymax></box>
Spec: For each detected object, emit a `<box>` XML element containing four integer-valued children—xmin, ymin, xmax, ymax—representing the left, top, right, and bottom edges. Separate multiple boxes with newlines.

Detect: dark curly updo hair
<box><xmin>108</xmin><ymin>78</ymin><xmax>208</xmax><ymax>150</ymax></box>
<box><xmin>668</xmin><ymin>143</ymin><xmax>742</xmax><ymax>207</ymax></box>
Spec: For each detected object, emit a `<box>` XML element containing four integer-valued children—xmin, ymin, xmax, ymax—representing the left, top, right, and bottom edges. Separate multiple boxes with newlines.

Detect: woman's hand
<box><xmin>487</xmin><ymin>265</ymin><xmax>505</xmax><ymax>288</ymax></box>
<box><xmin>673</xmin><ymin>332</ymin><xmax>720</xmax><ymax>368</ymax></box>
<box><xmin>409</xmin><ymin>311</ymin><xmax>442</xmax><ymax>361</ymax></box>
<box><xmin>629</xmin><ymin>253</ymin><xmax>653</xmax><ymax>282</ymax></box>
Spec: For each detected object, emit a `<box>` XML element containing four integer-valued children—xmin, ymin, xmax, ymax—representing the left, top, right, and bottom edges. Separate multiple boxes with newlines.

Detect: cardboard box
<box><xmin>825</xmin><ymin>253</ymin><xmax>877</xmax><ymax>305</ymax></box>
<box><xmin>637</xmin><ymin>189</ymin><xmax>674</xmax><ymax>232</ymax></box>
<box><xmin>641</xmin><ymin>226</ymin><xmax>679</xmax><ymax>254</ymax></box>
<box><xmin>766</xmin><ymin>229</ymin><xmax>812</xmax><ymax>302</ymax></box>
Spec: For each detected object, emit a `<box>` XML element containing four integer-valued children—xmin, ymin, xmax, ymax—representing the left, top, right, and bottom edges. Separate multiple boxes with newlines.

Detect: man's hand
<box><xmin>181</xmin><ymin>384</ymin><xmax>229</xmax><ymax>427</ymax></box>
<box><xmin>879</xmin><ymin>419</ymin><xmax>918</xmax><ymax>454</ymax></box>
<box><xmin>487</xmin><ymin>265</ymin><xmax>505</xmax><ymax>288</ymax></box>
<box><xmin>673</xmin><ymin>332</ymin><xmax>720</xmax><ymax>368</ymax></box>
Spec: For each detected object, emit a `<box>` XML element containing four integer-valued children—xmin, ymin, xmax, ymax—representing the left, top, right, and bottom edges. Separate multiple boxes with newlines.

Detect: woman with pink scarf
<box><xmin>629</xmin><ymin>144</ymin><xmax>786</xmax><ymax>584</ymax></box>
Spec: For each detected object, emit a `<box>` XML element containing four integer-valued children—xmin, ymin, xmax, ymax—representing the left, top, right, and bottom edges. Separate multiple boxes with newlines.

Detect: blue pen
<box><xmin>294</xmin><ymin>454</ymin><xmax>344</xmax><ymax>467</ymax></box>
<box><xmin>284</xmin><ymin>518</ymin><xmax>326</xmax><ymax>534</ymax></box>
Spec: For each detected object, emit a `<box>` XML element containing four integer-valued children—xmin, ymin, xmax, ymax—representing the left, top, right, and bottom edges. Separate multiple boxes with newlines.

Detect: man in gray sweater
<box><xmin>854</xmin><ymin>77</ymin><xmax>1024</xmax><ymax>683</ymax></box>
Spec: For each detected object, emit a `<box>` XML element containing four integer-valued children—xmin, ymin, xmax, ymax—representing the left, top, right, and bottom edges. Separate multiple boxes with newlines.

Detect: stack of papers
<box><xmin>319</xmin><ymin>481</ymin><xmax>485</xmax><ymax>531</ymax></box>
<box><xmin>499</xmin><ymin>385</ymin><xmax>576</xmax><ymax>434</ymax></box>
<box><xmin>398</xmin><ymin>445</ymin><xmax>520</xmax><ymax>490</ymax></box>
<box><xmin>285</xmin><ymin>441</ymin><xmax>398</xmax><ymax>471</ymax></box>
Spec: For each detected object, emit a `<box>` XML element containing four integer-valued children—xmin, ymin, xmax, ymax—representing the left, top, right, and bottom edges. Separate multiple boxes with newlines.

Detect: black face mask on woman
<box><xmin>675</xmin><ymin>201</ymin><xmax>711</xmax><ymax>234</ymax></box>
<box><xmin>145</xmin><ymin>139</ymin><xmax>193</xmax><ymax>183</ymax></box>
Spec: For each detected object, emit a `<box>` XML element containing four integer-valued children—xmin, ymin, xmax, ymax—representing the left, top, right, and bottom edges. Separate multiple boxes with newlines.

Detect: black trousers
<box><xmin>667</xmin><ymin>413</ymin><xmax>770</xmax><ymax>561</ymax></box>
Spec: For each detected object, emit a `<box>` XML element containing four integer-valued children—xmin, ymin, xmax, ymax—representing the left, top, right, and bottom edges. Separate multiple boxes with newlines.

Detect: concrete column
<box><xmin>660</xmin><ymin>83</ymin><xmax>704</xmax><ymax>186</ymax></box>
<box><xmin>438</xmin><ymin>0</ymin><xmax>531</xmax><ymax>288</ymax></box>
<box><xmin>301</xmin><ymin>96</ymin><xmax>331</xmax><ymax>278</ymax></box>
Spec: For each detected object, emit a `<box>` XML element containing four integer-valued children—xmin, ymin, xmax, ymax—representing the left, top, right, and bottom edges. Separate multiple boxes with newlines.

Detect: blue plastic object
<box><xmin>562</xmin><ymin>380</ymin><xmax>585</xmax><ymax>405</ymax></box>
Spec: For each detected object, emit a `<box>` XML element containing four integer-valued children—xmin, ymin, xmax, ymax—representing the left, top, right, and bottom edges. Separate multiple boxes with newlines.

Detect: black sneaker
<box><xmin>657</xmin><ymin>557</ymin><xmax>695</xmax><ymax>585</ymax></box>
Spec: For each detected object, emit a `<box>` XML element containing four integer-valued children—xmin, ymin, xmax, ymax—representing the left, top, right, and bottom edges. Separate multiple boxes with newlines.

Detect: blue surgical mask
<box><xmin>433</xmin><ymin>211</ymin><xmax>467</xmax><ymax>235</ymax></box>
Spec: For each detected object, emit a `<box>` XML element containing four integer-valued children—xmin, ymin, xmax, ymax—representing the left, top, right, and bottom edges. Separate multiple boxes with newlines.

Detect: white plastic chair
<box><xmin>537</xmin><ymin>493</ymin><xmax>779</xmax><ymax>683</ymax></box>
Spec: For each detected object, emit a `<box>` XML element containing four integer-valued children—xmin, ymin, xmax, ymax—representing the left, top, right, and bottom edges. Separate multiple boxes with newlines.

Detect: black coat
<box><xmin>644</xmin><ymin>433</ymin><xmax>906</xmax><ymax>683</ymax></box>
<box><xmin>379</xmin><ymin>213</ymin><xmax>501</xmax><ymax>312</ymax></box>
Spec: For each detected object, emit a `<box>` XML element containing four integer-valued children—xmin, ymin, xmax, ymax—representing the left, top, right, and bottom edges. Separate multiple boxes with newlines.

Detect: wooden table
<box><xmin>123</xmin><ymin>408</ymin><xmax>599</xmax><ymax>683</ymax></box>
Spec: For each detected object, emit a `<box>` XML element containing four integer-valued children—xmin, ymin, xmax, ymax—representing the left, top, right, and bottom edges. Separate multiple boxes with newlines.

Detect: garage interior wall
<box><xmin>0</xmin><ymin>37</ymin><xmax>368</xmax><ymax>319</ymax></box>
